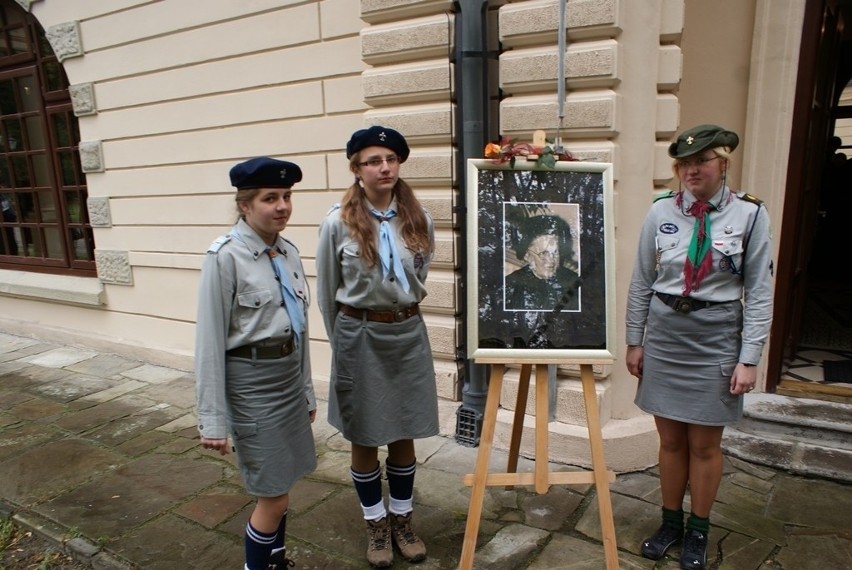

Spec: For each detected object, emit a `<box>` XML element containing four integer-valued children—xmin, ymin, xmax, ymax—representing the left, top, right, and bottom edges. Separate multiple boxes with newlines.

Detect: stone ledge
<box><xmin>362</xmin><ymin>14</ymin><xmax>452</xmax><ymax>65</ymax></box>
<box><xmin>0</xmin><ymin>269</ymin><xmax>105</xmax><ymax>306</ymax></box>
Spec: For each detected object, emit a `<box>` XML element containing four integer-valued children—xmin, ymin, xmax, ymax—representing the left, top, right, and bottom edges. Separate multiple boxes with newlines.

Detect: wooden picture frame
<box><xmin>466</xmin><ymin>158</ymin><xmax>616</xmax><ymax>363</ymax></box>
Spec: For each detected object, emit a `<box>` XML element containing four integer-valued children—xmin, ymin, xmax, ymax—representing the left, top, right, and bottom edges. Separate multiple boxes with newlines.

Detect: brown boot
<box><xmin>365</xmin><ymin>516</ymin><xmax>394</xmax><ymax>568</ymax></box>
<box><xmin>389</xmin><ymin>512</ymin><xmax>427</xmax><ymax>563</ymax></box>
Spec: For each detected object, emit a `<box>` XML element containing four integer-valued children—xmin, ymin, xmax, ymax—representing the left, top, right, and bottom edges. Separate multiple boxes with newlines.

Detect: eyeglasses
<box><xmin>676</xmin><ymin>156</ymin><xmax>721</xmax><ymax>169</ymax></box>
<box><xmin>528</xmin><ymin>249</ymin><xmax>559</xmax><ymax>260</ymax></box>
<box><xmin>357</xmin><ymin>155</ymin><xmax>400</xmax><ymax>168</ymax></box>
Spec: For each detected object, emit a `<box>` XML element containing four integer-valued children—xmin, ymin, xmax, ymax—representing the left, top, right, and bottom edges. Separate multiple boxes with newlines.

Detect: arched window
<box><xmin>0</xmin><ymin>0</ymin><xmax>93</xmax><ymax>275</ymax></box>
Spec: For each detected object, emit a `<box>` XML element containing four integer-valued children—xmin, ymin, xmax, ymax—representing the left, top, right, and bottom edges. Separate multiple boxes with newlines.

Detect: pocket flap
<box><xmin>237</xmin><ymin>289</ymin><xmax>273</xmax><ymax>308</ymax></box>
<box><xmin>231</xmin><ymin>421</ymin><xmax>258</xmax><ymax>440</ymax></box>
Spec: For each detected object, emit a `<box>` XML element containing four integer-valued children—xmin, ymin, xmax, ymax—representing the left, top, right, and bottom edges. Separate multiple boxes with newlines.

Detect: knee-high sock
<box><xmin>351</xmin><ymin>463</ymin><xmax>386</xmax><ymax>520</ymax></box>
<box><xmin>245</xmin><ymin>521</ymin><xmax>276</xmax><ymax>570</ymax></box>
<box><xmin>271</xmin><ymin>510</ymin><xmax>287</xmax><ymax>553</ymax></box>
<box><xmin>386</xmin><ymin>459</ymin><xmax>416</xmax><ymax>515</ymax></box>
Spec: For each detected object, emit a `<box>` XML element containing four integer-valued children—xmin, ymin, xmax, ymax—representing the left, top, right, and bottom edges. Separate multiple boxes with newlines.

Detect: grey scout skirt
<box><xmin>634</xmin><ymin>294</ymin><xmax>744</xmax><ymax>426</ymax></box>
<box><xmin>226</xmin><ymin>348</ymin><xmax>316</xmax><ymax>497</ymax></box>
<box><xmin>328</xmin><ymin>310</ymin><xmax>440</xmax><ymax>447</ymax></box>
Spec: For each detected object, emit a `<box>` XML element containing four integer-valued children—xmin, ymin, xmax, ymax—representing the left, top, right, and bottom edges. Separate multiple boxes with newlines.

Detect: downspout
<box><xmin>454</xmin><ymin>0</ymin><xmax>494</xmax><ymax>445</ymax></box>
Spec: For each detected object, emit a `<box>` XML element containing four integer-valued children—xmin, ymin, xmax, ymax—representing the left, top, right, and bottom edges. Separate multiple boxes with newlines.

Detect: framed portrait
<box><xmin>466</xmin><ymin>158</ymin><xmax>615</xmax><ymax>363</ymax></box>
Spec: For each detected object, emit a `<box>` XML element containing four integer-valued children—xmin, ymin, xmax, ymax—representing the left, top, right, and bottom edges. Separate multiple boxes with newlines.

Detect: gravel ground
<box><xmin>0</xmin><ymin>519</ymin><xmax>88</xmax><ymax>570</ymax></box>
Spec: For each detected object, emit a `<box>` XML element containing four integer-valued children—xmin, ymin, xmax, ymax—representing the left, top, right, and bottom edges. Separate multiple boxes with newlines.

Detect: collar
<box><xmin>680</xmin><ymin>185</ymin><xmax>733</xmax><ymax>212</ymax></box>
<box><xmin>232</xmin><ymin>219</ymin><xmax>284</xmax><ymax>260</ymax></box>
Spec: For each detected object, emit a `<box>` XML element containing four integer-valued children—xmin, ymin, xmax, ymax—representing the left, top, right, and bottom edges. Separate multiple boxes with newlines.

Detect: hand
<box><xmin>200</xmin><ymin>436</ymin><xmax>230</xmax><ymax>456</ymax></box>
<box><xmin>730</xmin><ymin>363</ymin><xmax>757</xmax><ymax>395</ymax></box>
<box><xmin>626</xmin><ymin>345</ymin><xmax>644</xmax><ymax>381</ymax></box>
<box><xmin>309</xmin><ymin>409</ymin><xmax>317</xmax><ymax>423</ymax></box>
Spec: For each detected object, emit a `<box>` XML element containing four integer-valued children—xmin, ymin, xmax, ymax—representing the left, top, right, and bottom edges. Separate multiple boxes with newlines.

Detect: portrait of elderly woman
<box><xmin>504</xmin><ymin>211</ymin><xmax>581</xmax><ymax>312</ymax></box>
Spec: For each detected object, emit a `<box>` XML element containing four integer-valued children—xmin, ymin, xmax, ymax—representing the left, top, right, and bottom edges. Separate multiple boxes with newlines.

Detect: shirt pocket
<box><xmin>236</xmin><ymin>288</ymin><xmax>275</xmax><ymax>331</ymax></box>
<box><xmin>711</xmin><ymin>236</ymin><xmax>744</xmax><ymax>274</ymax></box>
<box><xmin>655</xmin><ymin>235</ymin><xmax>679</xmax><ymax>266</ymax></box>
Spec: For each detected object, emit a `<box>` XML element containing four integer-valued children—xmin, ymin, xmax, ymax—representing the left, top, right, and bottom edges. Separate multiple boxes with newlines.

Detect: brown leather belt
<box><xmin>227</xmin><ymin>338</ymin><xmax>295</xmax><ymax>359</ymax></box>
<box><xmin>655</xmin><ymin>292</ymin><xmax>729</xmax><ymax>314</ymax></box>
<box><xmin>338</xmin><ymin>303</ymin><xmax>420</xmax><ymax>323</ymax></box>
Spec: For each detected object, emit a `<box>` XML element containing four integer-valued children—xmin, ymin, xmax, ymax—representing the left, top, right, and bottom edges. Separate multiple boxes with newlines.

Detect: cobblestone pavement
<box><xmin>1</xmin><ymin>332</ymin><xmax>850</xmax><ymax>569</ymax></box>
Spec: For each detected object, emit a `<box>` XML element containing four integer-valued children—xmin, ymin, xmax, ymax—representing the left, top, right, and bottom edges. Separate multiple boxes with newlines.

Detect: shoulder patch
<box><xmin>325</xmin><ymin>203</ymin><xmax>341</xmax><ymax>216</ymax></box>
<box><xmin>207</xmin><ymin>234</ymin><xmax>231</xmax><ymax>253</ymax></box>
<box><xmin>738</xmin><ymin>192</ymin><xmax>764</xmax><ymax>206</ymax></box>
<box><xmin>653</xmin><ymin>190</ymin><xmax>676</xmax><ymax>203</ymax></box>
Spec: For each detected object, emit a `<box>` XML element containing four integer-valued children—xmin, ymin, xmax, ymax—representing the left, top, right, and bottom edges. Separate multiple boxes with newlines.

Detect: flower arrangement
<box><xmin>484</xmin><ymin>137</ymin><xmax>576</xmax><ymax>169</ymax></box>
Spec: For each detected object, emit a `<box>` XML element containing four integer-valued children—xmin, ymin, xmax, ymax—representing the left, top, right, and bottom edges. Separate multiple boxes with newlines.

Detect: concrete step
<box><xmin>722</xmin><ymin>393</ymin><xmax>852</xmax><ymax>482</ymax></box>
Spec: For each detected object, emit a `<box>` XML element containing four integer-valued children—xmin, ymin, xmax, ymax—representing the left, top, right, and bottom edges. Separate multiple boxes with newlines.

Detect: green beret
<box><xmin>668</xmin><ymin>124</ymin><xmax>739</xmax><ymax>158</ymax></box>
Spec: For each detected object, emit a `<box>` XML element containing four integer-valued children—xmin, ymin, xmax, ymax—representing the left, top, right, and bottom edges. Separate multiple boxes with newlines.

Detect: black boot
<box><xmin>680</xmin><ymin>528</ymin><xmax>708</xmax><ymax>569</ymax></box>
<box><xmin>640</xmin><ymin>521</ymin><xmax>683</xmax><ymax>560</ymax></box>
<box><xmin>268</xmin><ymin>549</ymin><xmax>295</xmax><ymax>568</ymax></box>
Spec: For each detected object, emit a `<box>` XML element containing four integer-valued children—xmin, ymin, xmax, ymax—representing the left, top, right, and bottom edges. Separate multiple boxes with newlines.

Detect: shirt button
<box><xmin>255</xmin><ymin>300</ymin><xmax>260</xmax><ymax>306</ymax></box>
<box><xmin>390</xmin><ymin>277</ymin><xmax>395</xmax><ymax>282</ymax></box>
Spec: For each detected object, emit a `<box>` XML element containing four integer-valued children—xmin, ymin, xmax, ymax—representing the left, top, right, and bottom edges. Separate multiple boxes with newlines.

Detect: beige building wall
<box><xmin>0</xmin><ymin>0</ymin><xmax>808</xmax><ymax>472</ymax></box>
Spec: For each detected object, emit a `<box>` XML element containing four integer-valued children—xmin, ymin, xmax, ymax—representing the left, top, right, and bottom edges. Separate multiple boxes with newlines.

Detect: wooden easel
<box><xmin>458</xmin><ymin>359</ymin><xmax>619</xmax><ymax>569</ymax></box>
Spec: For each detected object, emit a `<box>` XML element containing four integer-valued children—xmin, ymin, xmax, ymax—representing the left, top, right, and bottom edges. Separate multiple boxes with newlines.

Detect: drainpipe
<box><xmin>454</xmin><ymin>0</ymin><xmax>493</xmax><ymax>446</ymax></box>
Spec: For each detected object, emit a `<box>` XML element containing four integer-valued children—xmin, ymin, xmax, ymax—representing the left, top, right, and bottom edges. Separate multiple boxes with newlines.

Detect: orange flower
<box><xmin>484</xmin><ymin>142</ymin><xmax>502</xmax><ymax>159</ymax></box>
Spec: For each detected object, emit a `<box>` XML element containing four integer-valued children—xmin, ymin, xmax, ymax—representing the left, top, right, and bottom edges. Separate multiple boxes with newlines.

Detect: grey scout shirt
<box><xmin>316</xmin><ymin>201</ymin><xmax>435</xmax><ymax>338</ymax></box>
<box><xmin>625</xmin><ymin>186</ymin><xmax>774</xmax><ymax>365</ymax></box>
<box><xmin>195</xmin><ymin>219</ymin><xmax>316</xmax><ymax>440</ymax></box>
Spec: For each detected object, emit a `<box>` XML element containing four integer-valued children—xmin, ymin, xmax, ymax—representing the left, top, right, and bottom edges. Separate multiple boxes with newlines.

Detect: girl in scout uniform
<box><xmin>316</xmin><ymin>126</ymin><xmax>439</xmax><ymax>568</ymax></box>
<box><xmin>195</xmin><ymin>157</ymin><xmax>316</xmax><ymax>570</ymax></box>
<box><xmin>625</xmin><ymin>125</ymin><xmax>774</xmax><ymax>569</ymax></box>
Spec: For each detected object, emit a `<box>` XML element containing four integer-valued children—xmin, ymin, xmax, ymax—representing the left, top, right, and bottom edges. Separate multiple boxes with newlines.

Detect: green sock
<box><xmin>686</xmin><ymin>512</ymin><xmax>710</xmax><ymax>533</ymax></box>
<box><xmin>662</xmin><ymin>507</ymin><xmax>685</xmax><ymax>530</ymax></box>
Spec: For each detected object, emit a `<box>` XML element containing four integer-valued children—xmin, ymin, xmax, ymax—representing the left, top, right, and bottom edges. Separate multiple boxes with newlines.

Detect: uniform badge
<box><xmin>413</xmin><ymin>252</ymin><xmax>424</xmax><ymax>269</ymax></box>
<box><xmin>724</xmin><ymin>226</ymin><xmax>733</xmax><ymax>234</ymax></box>
<box><xmin>719</xmin><ymin>257</ymin><xmax>731</xmax><ymax>271</ymax></box>
<box><xmin>659</xmin><ymin>223</ymin><xmax>678</xmax><ymax>234</ymax></box>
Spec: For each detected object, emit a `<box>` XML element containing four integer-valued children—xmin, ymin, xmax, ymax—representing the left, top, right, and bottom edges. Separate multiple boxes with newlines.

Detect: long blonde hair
<box><xmin>340</xmin><ymin>157</ymin><xmax>432</xmax><ymax>267</ymax></box>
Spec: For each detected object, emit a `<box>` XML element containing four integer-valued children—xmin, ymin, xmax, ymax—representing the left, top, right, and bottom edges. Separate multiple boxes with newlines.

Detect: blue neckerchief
<box><xmin>266</xmin><ymin>248</ymin><xmax>304</xmax><ymax>345</ymax></box>
<box><xmin>369</xmin><ymin>208</ymin><xmax>410</xmax><ymax>294</ymax></box>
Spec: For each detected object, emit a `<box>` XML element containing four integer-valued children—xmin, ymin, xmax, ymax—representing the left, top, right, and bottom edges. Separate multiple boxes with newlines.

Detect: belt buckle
<box><xmin>394</xmin><ymin>309</ymin><xmax>406</xmax><ymax>322</ymax></box>
<box><xmin>673</xmin><ymin>298</ymin><xmax>693</xmax><ymax>314</ymax></box>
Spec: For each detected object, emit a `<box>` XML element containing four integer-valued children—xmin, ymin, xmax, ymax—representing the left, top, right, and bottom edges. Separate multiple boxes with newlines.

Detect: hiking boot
<box><xmin>389</xmin><ymin>512</ymin><xmax>427</xmax><ymax>563</ymax></box>
<box><xmin>680</xmin><ymin>528</ymin><xmax>708</xmax><ymax>569</ymax></box>
<box><xmin>365</xmin><ymin>516</ymin><xmax>393</xmax><ymax>568</ymax></box>
<box><xmin>267</xmin><ymin>548</ymin><xmax>295</xmax><ymax>568</ymax></box>
<box><xmin>640</xmin><ymin>521</ymin><xmax>683</xmax><ymax>560</ymax></box>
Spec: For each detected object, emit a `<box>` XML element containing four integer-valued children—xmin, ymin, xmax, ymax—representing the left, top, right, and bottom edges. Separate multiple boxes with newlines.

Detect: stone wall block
<box><xmin>500</xmin><ymin>91</ymin><xmax>617</xmax><ymax>140</ymax></box>
<box><xmin>653</xmin><ymin>141</ymin><xmax>676</xmax><ymax>187</ymax></box>
<box><xmin>659</xmin><ymin>0</ymin><xmax>685</xmax><ymax>43</ymax></box>
<box><xmin>426</xmin><ymin>321</ymin><xmax>456</xmax><ymax>357</ymax></box>
<box><xmin>657</xmin><ymin>45</ymin><xmax>682</xmax><ymax>91</ymax></box>
<box><xmin>95</xmin><ymin>250</ymin><xmax>133</xmax><ymax>285</ymax></box>
<box><xmin>423</xmin><ymin>278</ymin><xmax>456</xmax><ymax>311</ymax></box>
<box><xmin>79</xmin><ymin>141</ymin><xmax>104</xmax><ymax>173</ymax></box>
<box><xmin>397</xmin><ymin>152</ymin><xmax>453</xmax><ymax>185</ymax></box>
<box><xmin>46</xmin><ymin>21</ymin><xmax>83</xmax><ymax>61</ymax></box>
<box><xmin>360</xmin><ymin>0</ymin><xmax>454</xmax><ymax>25</ymax></box>
<box><xmin>87</xmin><ymin>197</ymin><xmax>111</xmax><ymax>228</ymax></box>
<box><xmin>500</xmin><ymin>40</ymin><xmax>618</xmax><ymax>94</ymax></box>
<box><xmin>363</xmin><ymin>61</ymin><xmax>453</xmax><ymax>106</ymax></box>
<box><xmin>655</xmin><ymin>94</ymin><xmax>679</xmax><ymax>137</ymax></box>
<box><xmin>362</xmin><ymin>15</ymin><xmax>452</xmax><ymax>65</ymax></box>
<box><xmin>418</xmin><ymin>195</ymin><xmax>453</xmax><ymax>223</ymax></box>
<box><xmin>69</xmin><ymin>83</ymin><xmax>97</xmax><ymax>117</ymax></box>
<box><xmin>365</xmin><ymin>104</ymin><xmax>454</xmax><ymax>144</ymax></box>
<box><xmin>499</xmin><ymin>0</ymin><xmax>620</xmax><ymax>48</ymax></box>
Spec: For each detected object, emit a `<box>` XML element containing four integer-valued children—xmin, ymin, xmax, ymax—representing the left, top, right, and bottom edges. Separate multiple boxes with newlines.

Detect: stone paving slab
<box><xmin>2</xmin><ymin>333</ymin><xmax>852</xmax><ymax>570</ymax></box>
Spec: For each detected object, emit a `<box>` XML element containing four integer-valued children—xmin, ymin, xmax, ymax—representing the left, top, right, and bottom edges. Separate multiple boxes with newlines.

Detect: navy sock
<box><xmin>272</xmin><ymin>510</ymin><xmax>287</xmax><ymax>551</ymax></box>
<box><xmin>386</xmin><ymin>459</ymin><xmax>416</xmax><ymax>500</ymax></box>
<box><xmin>245</xmin><ymin>521</ymin><xmax>276</xmax><ymax>570</ymax></box>
<box><xmin>351</xmin><ymin>463</ymin><xmax>383</xmax><ymax>511</ymax></box>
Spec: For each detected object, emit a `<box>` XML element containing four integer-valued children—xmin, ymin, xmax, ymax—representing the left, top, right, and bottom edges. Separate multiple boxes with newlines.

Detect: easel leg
<box><xmin>534</xmin><ymin>364</ymin><xmax>550</xmax><ymax>494</ymax></box>
<box><xmin>459</xmin><ymin>364</ymin><xmax>505</xmax><ymax>570</ymax></box>
<box><xmin>581</xmin><ymin>364</ymin><xmax>619</xmax><ymax>569</ymax></box>
<box><xmin>506</xmin><ymin>363</ymin><xmax>532</xmax><ymax>489</ymax></box>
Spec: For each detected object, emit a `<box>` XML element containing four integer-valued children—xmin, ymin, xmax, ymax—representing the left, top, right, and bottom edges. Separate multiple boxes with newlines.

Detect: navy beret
<box><xmin>346</xmin><ymin>125</ymin><xmax>410</xmax><ymax>162</ymax></box>
<box><xmin>229</xmin><ymin>157</ymin><xmax>302</xmax><ymax>190</ymax></box>
<box><xmin>668</xmin><ymin>124</ymin><xmax>739</xmax><ymax>158</ymax></box>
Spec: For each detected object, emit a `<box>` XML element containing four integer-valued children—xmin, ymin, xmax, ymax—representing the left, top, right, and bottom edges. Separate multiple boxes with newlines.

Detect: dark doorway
<box><xmin>772</xmin><ymin>0</ymin><xmax>852</xmax><ymax>402</ymax></box>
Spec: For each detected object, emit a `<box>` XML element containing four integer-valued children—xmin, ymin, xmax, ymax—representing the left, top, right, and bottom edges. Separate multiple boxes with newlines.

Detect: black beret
<box><xmin>346</xmin><ymin>125</ymin><xmax>410</xmax><ymax>162</ymax></box>
<box><xmin>229</xmin><ymin>157</ymin><xmax>302</xmax><ymax>190</ymax></box>
<box><xmin>668</xmin><ymin>124</ymin><xmax>739</xmax><ymax>158</ymax></box>
<box><xmin>516</xmin><ymin>215</ymin><xmax>573</xmax><ymax>260</ymax></box>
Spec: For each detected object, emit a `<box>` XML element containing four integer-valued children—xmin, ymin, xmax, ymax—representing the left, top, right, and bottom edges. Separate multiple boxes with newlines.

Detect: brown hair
<box><xmin>234</xmin><ymin>188</ymin><xmax>261</xmax><ymax>223</ymax></box>
<box><xmin>340</xmin><ymin>156</ymin><xmax>432</xmax><ymax>267</ymax></box>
